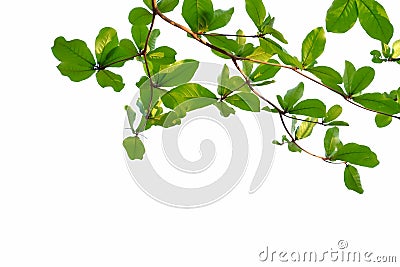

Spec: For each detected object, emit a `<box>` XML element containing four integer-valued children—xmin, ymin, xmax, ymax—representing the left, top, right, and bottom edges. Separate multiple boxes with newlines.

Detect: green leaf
<box><xmin>123</xmin><ymin>137</ymin><xmax>145</xmax><ymax>160</ymax></box>
<box><xmin>288</xmin><ymin>142</ymin><xmax>302</xmax><ymax>153</ymax></box>
<box><xmin>96</xmin><ymin>70</ymin><xmax>125</xmax><ymax>92</ymax></box>
<box><xmin>245</xmin><ymin>0</ymin><xmax>266</xmax><ymax>28</ymax></box>
<box><xmin>153</xmin><ymin>60</ymin><xmax>199</xmax><ymax>87</ymax></box>
<box><xmin>242</xmin><ymin>61</ymin><xmax>254</xmax><ymax>76</ymax></box>
<box><xmin>125</xmin><ymin>105</ymin><xmax>137</xmax><ymax>132</ymax></box>
<box><xmin>295</xmin><ymin>117</ymin><xmax>318</xmax><ymax>140</ymax></box>
<box><xmin>52</xmin><ymin>37</ymin><xmax>96</xmax><ymax>81</ymax></box>
<box><xmin>301</xmin><ymin>27</ymin><xmax>326</xmax><ymax>68</ymax></box>
<box><xmin>392</xmin><ymin>40</ymin><xmax>400</xmax><ymax>59</ymax></box>
<box><xmin>375</xmin><ymin>114</ymin><xmax>392</xmax><ymax>128</ymax></box>
<box><xmin>324</xmin><ymin>127</ymin><xmax>341</xmax><ymax>157</ymax></box>
<box><xmin>131</xmin><ymin>25</ymin><xmax>149</xmax><ymax>50</ymax></box>
<box><xmin>382</xmin><ymin>42</ymin><xmax>391</xmax><ymax>58</ymax></box>
<box><xmin>276</xmin><ymin>95</ymin><xmax>286</xmax><ymax>110</ymax></box>
<box><xmin>290</xmin><ymin>99</ymin><xmax>327</xmax><ymax>118</ymax></box>
<box><xmin>128</xmin><ymin>7</ymin><xmax>153</xmax><ymax>26</ymax></box>
<box><xmin>344</xmin><ymin>165</ymin><xmax>364</xmax><ymax>194</ymax></box>
<box><xmin>214</xmin><ymin>102</ymin><xmax>236</xmax><ymax>117</ymax></box>
<box><xmin>208</xmin><ymin>8</ymin><xmax>234</xmax><ymax>31</ymax></box>
<box><xmin>353</xmin><ymin>93</ymin><xmax>400</xmax><ymax>114</ymax></box>
<box><xmin>101</xmin><ymin>39</ymin><xmax>138</xmax><ymax>68</ymax></box>
<box><xmin>158</xmin><ymin>0</ymin><xmax>180</xmax><ymax>13</ymax></box>
<box><xmin>356</xmin><ymin>0</ymin><xmax>393</xmax><ymax>44</ymax></box>
<box><xmin>246</xmin><ymin>46</ymin><xmax>273</xmax><ymax>62</ymax></box>
<box><xmin>206</xmin><ymin>35</ymin><xmax>239</xmax><ymax>53</ymax></box>
<box><xmin>139</xmin><ymin>87</ymin><xmax>167</xmax><ymax>115</ymax></box>
<box><xmin>95</xmin><ymin>27</ymin><xmax>119</xmax><ymax>65</ymax></box>
<box><xmin>249</xmin><ymin>59</ymin><xmax>280</xmax><ymax>82</ymax></box>
<box><xmin>147</xmin><ymin>46</ymin><xmax>177</xmax><ymax>65</ymax></box>
<box><xmin>217</xmin><ymin>65</ymin><xmax>230</xmax><ymax>96</ymax></box>
<box><xmin>225</xmin><ymin>93</ymin><xmax>260</xmax><ymax>112</ymax></box>
<box><xmin>349</xmin><ymin>66</ymin><xmax>375</xmax><ymax>95</ymax></box>
<box><xmin>326</xmin><ymin>0</ymin><xmax>358</xmax><ymax>33</ymax></box>
<box><xmin>148</xmin><ymin>29</ymin><xmax>161</xmax><ymax>51</ymax></box>
<box><xmin>324</xmin><ymin>105</ymin><xmax>343</xmax><ymax>123</ymax></box>
<box><xmin>343</xmin><ymin>60</ymin><xmax>356</xmax><ymax>94</ymax></box>
<box><xmin>332</xmin><ymin>143</ymin><xmax>379</xmax><ymax>168</ymax></box>
<box><xmin>283</xmin><ymin>82</ymin><xmax>304</xmax><ymax>110</ymax></box>
<box><xmin>182</xmin><ymin>0</ymin><xmax>214</xmax><ymax>32</ymax></box>
<box><xmin>161</xmin><ymin>83</ymin><xmax>217</xmax><ymax>116</ymax></box>
<box><xmin>327</xmin><ymin>121</ymin><xmax>350</xmax><ymax>126</ymax></box>
<box><xmin>56</xmin><ymin>63</ymin><xmax>95</xmax><ymax>82</ymax></box>
<box><xmin>306</xmin><ymin>66</ymin><xmax>343</xmax><ymax>84</ymax></box>
<box><xmin>236</xmin><ymin>43</ymin><xmax>256</xmax><ymax>57</ymax></box>
<box><xmin>146</xmin><ymin>111</ymin><xmax>182</xmax><ymax>129</ymax></box>
<box><xmin>263</xmin><ymin>26</ymin><xmax>288</xmax><ymax>44</ymax></box>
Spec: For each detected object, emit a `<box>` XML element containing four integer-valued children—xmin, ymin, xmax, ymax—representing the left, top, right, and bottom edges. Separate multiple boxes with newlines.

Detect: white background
<box><xmin>1</xmin><ymin>0</ymin><xmax>399</xmax><ymax>266</ymax></box>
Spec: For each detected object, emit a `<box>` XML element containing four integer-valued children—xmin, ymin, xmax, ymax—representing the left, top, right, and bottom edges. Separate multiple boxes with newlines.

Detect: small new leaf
<box><xmin>324</xmin><ymin>105</ymin><xmax>343</xmax><ymax>123</ymax></box>
<box><xmin>125</xmin><ymin>105</ymin><xmax>137</xmax><ymax>132</ymax></box>
<box><xmin>324</xmin><ymin>127</ymin><xmax>341</xmax><ymax>157</ymax></box>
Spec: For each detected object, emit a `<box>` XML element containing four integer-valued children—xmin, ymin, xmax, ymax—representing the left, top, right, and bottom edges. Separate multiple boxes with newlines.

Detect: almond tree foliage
<box><xmin>52</xmin><ymin>0</ymin><xmax>400</xmax><ymax>194</ymax></box>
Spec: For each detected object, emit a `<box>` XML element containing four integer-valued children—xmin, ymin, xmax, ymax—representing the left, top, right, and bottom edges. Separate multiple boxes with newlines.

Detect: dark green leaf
<box><xmin>295</xmin><ymin>117</ymin><xmax>318</xmax><ymax>140</ymax></box>
<box><xmin>349</xmin><ymin>66</ymin><xmax>375</xmax><ymax>95</ymax></box>
<box><xmin>158</xmin><ymin>0</ymin><xmax>180</xmax><ymax>13</ymax></box>
<box><xmin>206</xmin><ymin>35</ymin><xmax>239</xmax><ymax>53</ymax></box>
<box><xmin>147</xmin><ymin>46</ymin><xmax>177</xmax><ymax>65</ymax></box>
<box><xmin>208</xmin><ymin>8</ymin><xmax>234</xmax><ymax>31</ymax></box>
<box><xmin>249</xmin><ymin>59</ymin><xmax>280</xmax><ymax>82</ymax></box>
<box><xmin>128</xmin><ymin>7</ymin><xmax>153</xmax><ymax>26</ymax></box>
<box><xmin>344</xmin><ymin>165</ymin><xmax>364</xmax><ymax>194</ymax></box>
<box><xmin>214</xmin><ymin>102</ymin><xmax>236</xmax><ymax>117</ymax></box>
<box><xmin>245</xmin><ymin>0</ymin><xmax>266</xmax><ymax>28</ymax></box>
<box><xmin>95</xmin><ymin>27</ymin><xmax>119</xmax><ymax>64</ymax></box>
<box><xmin>302</xmin><ymin>27</ymin><xmax>326</xmax><ymax>68</ymax></box>
<box><xmin>343</xmin><ymin>60</ymin><xmax>356</xmax><ymax>94</ymax></box>
<box><xmin>332</xmin><ymin>143</ymin><xmax>379</xmax><ymax>168</ymax></box>
<box><xmin>324</xmin><ymin>105</ymin><xmax>343</xmax><ymax>123</ymax></box>
<box><xmin>283</xmin><ymin>82</ymin><xmax>304</xmax><ymax>110</ymax></box>
<box><xmin>125</xmin><ymin>105</ymin><xmax>137</xmax><ymax>132</ymax></box>
<box><xmin>153</xmin><ymin>60</ymin><xmax>199</xmax><ymax>87</ymax></box>
<box><xmin>375</xmin><ymin>114</ymin><xmax>392</xmax><ymax>128</ymax></box>
<box><xmin>225</xmin><ymin>93</ymin><xmax>260</xmax><ymax>112</ymax></box>
<box><xmin>52</xmin><ymin>37</ymin><xmax>96</xmax><ymax>81</ymax></box>
<box><xmin>353</xmin><ymin>93</ymin><xmax>400</xmax><ymax>114</ymax></box>
<box><xmin>327</xmin><ymin>121</ymin><xmax>350</xmax><ymax>126</ymax></box>
<box><xmin>326</xmin><ymin>0</ymin><xmax>358</xmax><ymax>33</ymax></box>
<box><xmin>324</xmin><ymin>127</ymin><xmax>341</xmax><ymax>157</ymax></box>
<box><xmin>96</xmin><ymin>70</ymin><xmax>125</xmax><ymax>92</ymax></box>
<box><xmin>288</xmin><ymin>142</ymin><xmax>302</xmax><ymax>153</ymax></box>
<box><xmin>236</xmin><ymin>43</ymin><xmax>256</xmax><ymax>57</ymax></box>
<box><xmin>56</xmin><ymin>63</ymin><xmax>95</xmax><ymax>82</ymax></box>
<box><xmin>131</xmin><ymin>25</ymin><xmax>149</xmax><ymax>50</ymax></box>
<box><xmin>182</xmin><ymin>0</ymin><xmax>214</xmax><ymax>32</ymax></box>
<box><xmin>356</xmin><ymin>0</ymin><xmax>393</xmax><ymax>44</ymax></box>
<box><xmin>277</xmin><ymin>95</ymin><xmax>286</xmax><ymax>110</ymax></box>
<box><xmin>123</xmin><ymin>137</ymin><xmax>145</xmax><ymax>160</ymax></box>
<box><xmin>306</xmin><ymin>66</ymin><xmax>343</xmax><ymax>84</ymax></box>
<box><xmin>102</xmin><ymin>39</ymin><xmax>138</xmax><ymax>67</ymax></box>
<box><xmin>290</xmin><ymin>99</ymin><xmax>326</xmax><ymax>118</ymax></box>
